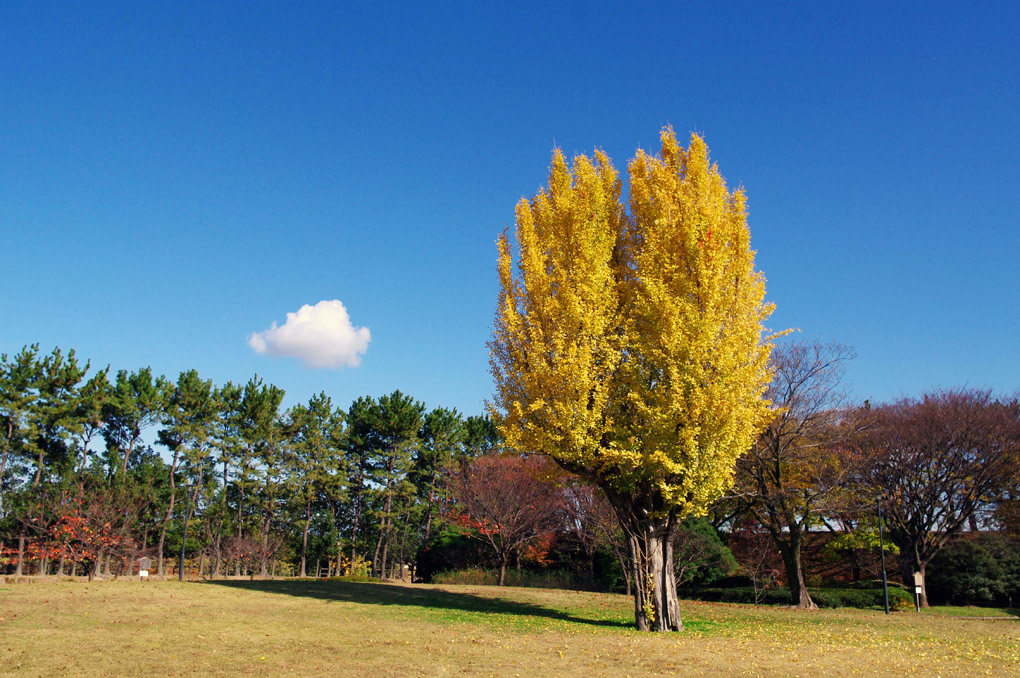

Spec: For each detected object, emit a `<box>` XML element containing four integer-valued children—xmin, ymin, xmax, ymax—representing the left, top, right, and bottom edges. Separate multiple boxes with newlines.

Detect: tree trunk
<box><xmin>614</xmin><ymin>547</ymin><xmax>632</xmax><ymax>596</ymax></box>
<box><xmin>300</xmin><ymin>500</ymin><xmax>311</xmax><ymax>578</ymax></box>
<box><xmin>498</xmin><ymin>553</ymin><xmax>507</xmax><ymax>586</ymax></box>
<box><xmin>158</xmin><ymin>449</ymin><xmax>181</xmax><ymax>576</ymax></box>
<box><xmin>0</xmin><ymin>435</ymin><xmax>10</xmax><ymax>516</ymax></box>
<box><xmin>212</xmin><ymin>532</ymin><xmax>222</xmax><ymax>580</ymax></box>
<box><xmin>237</xmin><ymin>461</ymin><xmax>247</xmax><ymax>541</ymax></box>
<box><xmin>606</xmin><ymin>491</ymin><xmax>683</xmax><ymax>632</ymax></box>
<box><xmin>157</xmin><ymin>488</ymin><xmax>177</xmax><ymax>577</ymax></box>
<box><xmin>776</xmin><ymin>535</ymin><xmax>817</xmax><ymax>609</ymax></box>
<box><xmin>121</xmin><ymin>438</ymin><xmax>136</xmax><ymax>476</ymax></box>
<box><xmin>397</xmin><ymin>512</ymin><xmax>410</xmax><ymax>580</ymax></box>
<box><xmin>422</xmin><ymin>472</ymin><xmax>438</xmax><ymax>545</ymax></box>
<box><xmin>14</xmin><ymin>535</ymin><xmax>25</xmax><ymax>576</ymax></box>
<box><xmin>373</xmin><ymin>491</ymin><xmax>393</xmax><ymax>578</ymax></box>
<box><xmin>213</xmin><ymin>458</ymin><xmax>227</xmax><ymax>580</ymax></box>
<box><xmin>260</xmin><ymin>463</ymin><xmax>274</xmax><ymax>579</ymax></box>
<box><xmin>899</xmin><ymin>552</ymin><xmax>928</xmax><ymax>608</ymax></box>
<box><xmin>626</xmin><ymin>522</ymin><xmax>683</xmax><ymax>631</ymax></box>
<box><xmin>34</xmin><ymin>447</ymin><xmax>44</xmax><ymax>485</ymax></box>
<box><xmin>349</xmin><ymin>491</ymin><xmax>362</xmax><ymax>566</ymax></box>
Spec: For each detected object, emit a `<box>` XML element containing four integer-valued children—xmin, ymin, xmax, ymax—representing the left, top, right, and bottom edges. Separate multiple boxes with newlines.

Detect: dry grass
<box><xmin>2</xmin><ymin>578</ymin><xmax>1018</xmax><ymax>677</ymax></box>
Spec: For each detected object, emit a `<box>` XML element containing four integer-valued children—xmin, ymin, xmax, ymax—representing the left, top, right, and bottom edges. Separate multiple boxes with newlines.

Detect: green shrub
<box><xmin>431</xmin><ymin>567</ymin><xmax>499</xmax><ymax>586</ymax></box>
<box><xmin>673</xmin><ymin>517</ymin><xmax>738</xmax><ymax>587</ymax></box>
<box><xmin>926</xmin><ymin>534</ymin><xmax>1020</xmax><ymax>606</ymax></box>
<box><xmin>431</xmin><ymin>567</ymin><xmax>586</xmax><ymax>590</ymax></box>
<box><xmin>681</xmin><ymin>584</ymin><xmax>913</xmax><ymax>610</ymax></box>
<box><xmin>416</xmin><ymin>528</ymin><xmax>490</xmax><ymax>583</ymax></box>
<box><xmin>680</xmin><ymin>586</ymin><xmax>790</xmax><ymax>606</ymax></box>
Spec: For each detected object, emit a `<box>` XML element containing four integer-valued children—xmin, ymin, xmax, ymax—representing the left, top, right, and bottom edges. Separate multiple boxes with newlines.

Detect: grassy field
<box><xmin>2</xmin><ymin>578</ymin><xmax>1018</xmax><ymax>677</ymax></box>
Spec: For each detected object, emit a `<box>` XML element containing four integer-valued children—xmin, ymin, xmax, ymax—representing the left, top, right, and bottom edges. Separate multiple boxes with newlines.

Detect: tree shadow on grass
<box><xmin>202</xmin><ymin>579</ymin><xmax>632</xmax><ymax>630</ymax></box>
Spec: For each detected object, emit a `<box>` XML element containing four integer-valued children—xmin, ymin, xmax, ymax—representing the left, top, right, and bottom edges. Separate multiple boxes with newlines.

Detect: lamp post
<box><xmin>878</xmin><ymin>495</ymin><xmax>890</xmax><ymax>614</ymax></box>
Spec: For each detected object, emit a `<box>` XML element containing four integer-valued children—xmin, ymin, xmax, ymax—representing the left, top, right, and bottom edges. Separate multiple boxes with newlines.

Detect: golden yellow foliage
<box><xmin>491</xmin><ymin>127</ymin><xmax>774</xmax><ymax>518</ymax></box>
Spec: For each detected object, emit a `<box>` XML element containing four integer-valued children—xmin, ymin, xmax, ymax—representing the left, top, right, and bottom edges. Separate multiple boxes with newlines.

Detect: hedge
<box><xmin>681</xmin><ymin>584</ymin><xmax>914</xmax><ymax>610</ymax></box>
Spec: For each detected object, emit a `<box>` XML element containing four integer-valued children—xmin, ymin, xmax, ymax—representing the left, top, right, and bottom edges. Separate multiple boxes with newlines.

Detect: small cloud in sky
<box><xmin>248</xmin><ymin>299</ymin><xmax>371</xmax><ymax>369</ymax></box>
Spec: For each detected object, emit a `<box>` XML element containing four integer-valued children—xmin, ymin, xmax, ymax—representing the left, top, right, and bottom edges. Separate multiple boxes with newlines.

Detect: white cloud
<box><xmin>248</xmin><ymin>300</ymin><xmax>371</xmax><ymax>369</ymax></box>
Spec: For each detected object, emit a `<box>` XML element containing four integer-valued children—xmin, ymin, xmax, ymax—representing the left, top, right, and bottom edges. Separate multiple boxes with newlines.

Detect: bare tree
<box><xmin>855</xmin><ymin>389</ymin><xmax>1020</xmax><ymax>607</ymax></box>
<box><xmin>732</xmin><ymin>340</ymin><xmax>857</xmax><ymax>608</ymax></box>
<box><xmin>559</xmin><ymin>479</ymin><xmax>602</xmax><ymax>584</ymax></box>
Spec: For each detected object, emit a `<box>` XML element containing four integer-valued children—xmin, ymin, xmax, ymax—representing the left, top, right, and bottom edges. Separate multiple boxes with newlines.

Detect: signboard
<box><xmin>139</xmin><ymin>557</ymin><xmax>152</xmax><ymax>579</ymax></box>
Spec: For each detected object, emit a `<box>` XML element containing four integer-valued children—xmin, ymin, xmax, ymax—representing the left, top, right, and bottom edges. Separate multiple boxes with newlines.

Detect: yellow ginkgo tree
<box><xmin>491</xmin><ymin>127</ymin><xmax>776</xmax><ymax>631</ymax></box>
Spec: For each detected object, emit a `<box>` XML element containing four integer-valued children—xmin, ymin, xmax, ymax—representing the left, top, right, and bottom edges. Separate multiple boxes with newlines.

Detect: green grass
<box><xmin>2</xmin><ymin>578</ymin><xmax>1018</xmax><ymax>676</ymax></box>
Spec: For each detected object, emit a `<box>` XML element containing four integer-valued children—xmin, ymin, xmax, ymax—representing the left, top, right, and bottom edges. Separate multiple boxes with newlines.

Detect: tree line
<box><xmin>2</xmin><ymin>340</ymin><xmax>1017</xmax><ymax>614</ymax></box>
<box><xmin>0</xmin><ymin>343</ymin><xmax>498</xmax><ymax>580</ymax></box>
<box><xmin>722</xmin><ymin>341</ymin><xmax>1020</xmax><ymax>609</ymax></box>
<box><xmin>451</xmin><ymin>339</ymin><xmax>1020</xmax><ymax>610</ymax></box>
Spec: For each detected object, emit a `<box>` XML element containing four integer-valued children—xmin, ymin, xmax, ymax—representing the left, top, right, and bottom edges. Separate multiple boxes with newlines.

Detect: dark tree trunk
<box><xmin>776</xmin><ymin>532</ymin><xmax>816</xmax><ymax>609</ymax></box>
<box><xmin>897</xmin><ymin>546</ymin><xmax>928</xmax><ymax>608</ymax></box>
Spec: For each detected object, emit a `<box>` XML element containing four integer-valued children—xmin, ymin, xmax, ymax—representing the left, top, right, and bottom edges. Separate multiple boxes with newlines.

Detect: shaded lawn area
<box><xmin>203</xmin><ymin>578</ymin><xmax>633</xmax><ymax>630</ymax></box>
<box><xmin>2</xmin><ymin>578</ymin><xmax>1019</xmax><ymax>677</ymax></box>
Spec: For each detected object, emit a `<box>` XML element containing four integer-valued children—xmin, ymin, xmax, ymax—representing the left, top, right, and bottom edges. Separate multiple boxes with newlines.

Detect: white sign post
<box><xmin>139</xmin><ymin>557</ymin><xmax>152</xmax><ymax>581</ymax></box>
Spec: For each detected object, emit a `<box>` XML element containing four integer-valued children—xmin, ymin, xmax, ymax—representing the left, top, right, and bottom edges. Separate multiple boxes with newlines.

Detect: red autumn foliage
<box><xmin>446</xmin><ymin>453</ymin><xmax>561</xmax><ymax>585</ymax></box>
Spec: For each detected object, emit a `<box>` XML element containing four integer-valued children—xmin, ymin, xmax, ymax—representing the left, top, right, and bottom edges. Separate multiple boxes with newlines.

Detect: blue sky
<box><xmin>3</xmin><ymin>1</ymin><xmax>1018</xmax><ymax>420</ymax></box>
